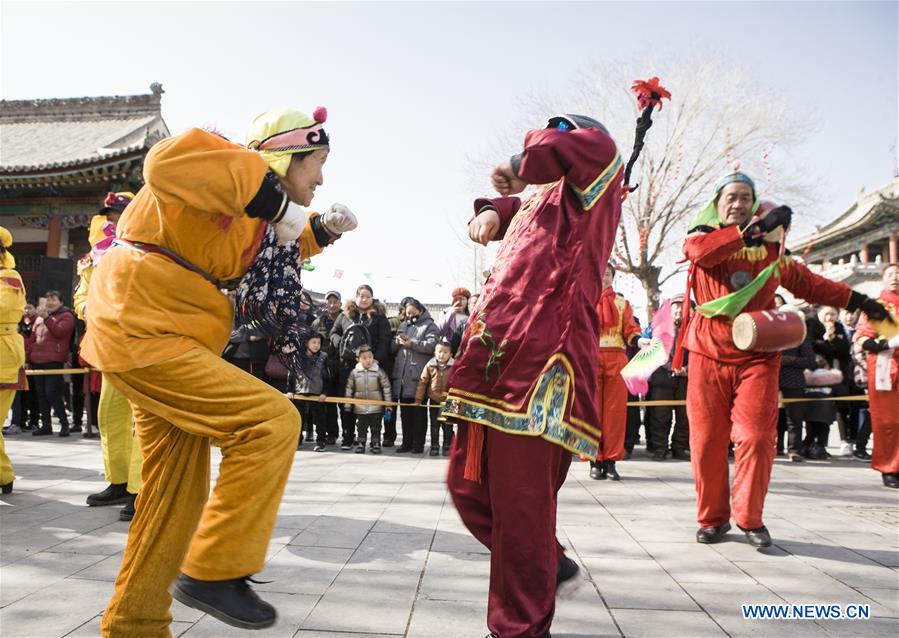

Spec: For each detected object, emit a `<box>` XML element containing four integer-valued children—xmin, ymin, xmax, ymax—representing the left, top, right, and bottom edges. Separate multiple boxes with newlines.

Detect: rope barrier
<box><xmin>17</xmin><ymin>368</ymin><xmax>873</xmax><ymax>409</ymax></box>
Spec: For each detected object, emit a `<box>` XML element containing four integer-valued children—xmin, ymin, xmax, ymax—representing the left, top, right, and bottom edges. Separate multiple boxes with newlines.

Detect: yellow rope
<box><xmin>21</xmin><ymin>368</ymin><xmax>873</xmax><ymax>408</ymax></box>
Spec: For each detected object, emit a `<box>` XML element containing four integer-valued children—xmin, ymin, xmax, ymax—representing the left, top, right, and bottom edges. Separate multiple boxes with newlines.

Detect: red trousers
<box><xmin>686</xmin><ymin>352</ymin><xmax>779</xmax><ymax>529</ymax></box>
<box><xmin>447</xmin><ymin>422</ymin><xmax>572</xmax><ymax>638</ymax></box>
<box><xmin>868</xmin><ymin>364</ymin><xmax>899</xmax><ymax>474</ymax></box>
<box><xmin>598</xmin><ymin>349</ymin><xmax>628</xmax><ymax>461</ymax></box>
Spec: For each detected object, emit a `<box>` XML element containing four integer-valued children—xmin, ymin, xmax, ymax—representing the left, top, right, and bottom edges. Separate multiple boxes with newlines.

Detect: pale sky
<box><xmin>2</xmin><ymin>1</ymin><xmax>896</xmax><ymax>313</ymax></box>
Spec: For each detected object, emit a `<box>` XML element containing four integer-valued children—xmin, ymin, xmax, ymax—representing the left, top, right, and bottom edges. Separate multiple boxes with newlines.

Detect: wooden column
<box><xmin>890</xmin><ymin>230</ymin><xmax>897</xmax><ymax>264</ymax></box>
<box><xmin>860</xmin><ymin>240</ymin><xmax>868</xmax><ymax>264</ymax></box>
<box><xmin>45</xmin><ymin>215</ymin><xmax>61</xmax><ymax>257</ymax></box>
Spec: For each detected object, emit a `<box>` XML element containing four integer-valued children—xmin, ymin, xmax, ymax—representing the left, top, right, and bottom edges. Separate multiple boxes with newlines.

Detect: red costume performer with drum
<box><xmin>441</xmin><ymin>78</ymin><xmax>669</xmax><ymax>638</ymax></box>
<box><xmin>674</xmin><ymin>171</ymin><xmax>893</xmax><ymax>548</ymax></box>
<box><xmin>854</xmin><ymin>262</ymin><xmax>899</xmax><ymax>489</ymax></box>
<box><xmin>591</xmin><ymin>264</ymin><xmax>641</xmax><ymax>481</ymax></box>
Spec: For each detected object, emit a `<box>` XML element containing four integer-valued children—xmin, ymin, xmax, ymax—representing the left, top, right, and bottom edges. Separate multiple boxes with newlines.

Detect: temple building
<box><xmin>0</xmin><ymin>83</ymin><xmax>169</xmax><ymax>298</ymax></box>
<box><xmin>787</xmin><ymin>177</ymin><xmax>899</xmax><ymax>297</ymax></box>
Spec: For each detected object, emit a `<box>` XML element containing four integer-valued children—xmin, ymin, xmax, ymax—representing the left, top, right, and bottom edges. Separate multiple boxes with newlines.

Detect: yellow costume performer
<box><xmin>82</xmin><ymin>107</ymin><xmax>357</xmax><ymax>636</ymax></box>
<box><xmin>0</xmin><ymin>227</ymin><xmax>27</xmax><ymax>494</ymax></box>
<box><xmin>73</xmin><ymin>194</ymin><xmax>143</xmax><ymax>518</ymax></box>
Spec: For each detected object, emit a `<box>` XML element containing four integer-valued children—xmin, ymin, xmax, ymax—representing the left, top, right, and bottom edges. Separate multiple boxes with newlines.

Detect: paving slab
<box><xmin>1</xmin><ymin>429</ymin><xmax>896</xmax><ymax>638</ymax></box>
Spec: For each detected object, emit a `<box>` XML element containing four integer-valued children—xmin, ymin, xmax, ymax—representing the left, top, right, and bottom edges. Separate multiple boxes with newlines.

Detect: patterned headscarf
<box><xmin>246</xmin><ymin>107</ymin><xmax>329</xmax><ymax>177</ymax></box>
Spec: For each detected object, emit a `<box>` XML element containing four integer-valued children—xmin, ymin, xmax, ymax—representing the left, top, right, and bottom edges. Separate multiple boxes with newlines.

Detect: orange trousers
<box><xmin>686</xmin><ymin>352</ymin><xmax>779</xmax><ymax>530</ymax></box>
<box><xmin>597</xmin><ymin>349</ymin><xmax>628</xmax><ymax>461</ymax></box>
<box><xmin>868</xmin><ymin>361</ymin><xmax>899</xmax><ymax>474</ymax></box>
<box><xmin>100</xmin><ymin>348</ymin><xmax>299</xmax><ymax>637</ymax></box>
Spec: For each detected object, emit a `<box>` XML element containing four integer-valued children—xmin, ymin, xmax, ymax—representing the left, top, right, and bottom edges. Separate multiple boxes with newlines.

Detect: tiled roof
<box><xmin>788</xmin><ymin>176</ymin><xmax>899</xmax><ymax>252</ymax></box>
<box><xmin>0</xmin><ymin>84</ymin><xmax>169</xmax><ymax>175</ymax></box>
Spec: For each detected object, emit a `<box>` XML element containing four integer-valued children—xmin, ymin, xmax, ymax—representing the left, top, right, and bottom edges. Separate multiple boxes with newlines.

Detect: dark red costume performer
<box><xmin>674</xmin><ymin>171</ymin><xmax>892</xmax><ymax>548</ymax></box>
<box><xmin>441</xmin><ymin>78</ymin><xmax>669</xmax><ymax>638</ymax></box>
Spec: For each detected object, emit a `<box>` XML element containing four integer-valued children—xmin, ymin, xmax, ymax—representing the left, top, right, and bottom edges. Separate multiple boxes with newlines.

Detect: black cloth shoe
<box><xmin>31</xmin><ymin>426</ymin><xmax>52</xmax><ymax>436</ymax></box>
<box><xmin>396</xmin><ymin>446</ymin><xmax>412</xmax><ymax>454</ymax></box>
<box><xmin>739</xmin><ymin>525</ymin><xmax>772</xmax><ymax>548</ymax></box>
<box><xmin>354</xmin><ymin>444</ymin><xmax>365</xmax><ymax>454</ymax></box>
<box><xmin>604</xmin><ymin>460</ymin><xmax>620</xmax><ymax>481</ymax></box>
<box><xmin>696</xmin><ymin>522</ymin><xmax>731</xmax><ymax>544</ymax></box>
<box><xmin>382</xmin><ymin>438</ymin><xmax>395</xmax><ymax>448</ymax></box>
<box><xmin>87</xmin><ymin>483</ymin><xmax>130</xmax><ymax>507</ymax></box>
<box><xmin>589</xmin><ymin>461</ymin><xmax>606</xmax><ymax>480</ymax></box>
<box><xmin>119</xmin><ymin>493</ymin><xmax>137</xmax><ymax>521</ymax></box>
<box><xmin>442</xmin><ymin>447</ymin><xmax>450</xmax><ymax>456</ymax></box>
<box><xmin>313</xmin><ymin>444</ymin><xmax>326</xmax><ymax>452</ymax></box>
<box><xmin>69</xmin><ymin>425</ymin><xmax>83</xmax><ymax>434</ymax></box>
<box><xmin>58</xmin><ymin>426</ymin><xmax>70</xmax><ymax>438</ymax></box>
<box><xmin>882</xmin><ymin>473</ymin><xmax>899</xmax><ymax>489</ymax></box>
<box><xmin>652</xmin><ymin>449</ymin><xmax>667</xmax><ymax>461</ymax></box>
<box><xmin>170</xmin><ymin>573</ymin><xmax>276</xmax><ymax>630</ymax></box>
<box><xmin>326</xmin><ymin>436</ymin><xmax>337</xmax><ymax>445</ymax></box>
<box><xmin>853</xmin><ymin>449</ymin><xmax>871</xmax><ymax>461</ymax></box>
<box><xmin>556</xmin><ymin>555</ymin><xmax>582</xmax><ymax>598</ymax></box>
<box><xmin>429</xmin><ymin>448</ymin><xmax>440</xmax><ymax>457</ymax></box>
<box><xmin>1</xmin><ymin>481</ymin><xmax>12</xmax><ymax>495</ymax></box>
<box><xmin>671</xmin><ymin>449</ymin><xmax>691</xmax><ymax>461</ymax></box>
<box><xmin>370</xmin><ymin>444</ymin><xmax>381</xmax><ymax>455</ymax></box>
<box><xmin>340</xmin><ymin>442</ymin><xmax>352</xmax><ymax>451</ymax></box>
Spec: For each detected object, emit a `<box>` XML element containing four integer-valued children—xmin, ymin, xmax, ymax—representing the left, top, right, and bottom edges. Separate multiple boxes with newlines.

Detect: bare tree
<box><xmin>476</xmin><ymin>58</ymin><xmax>813</xmax><ymax>312</ymax></box>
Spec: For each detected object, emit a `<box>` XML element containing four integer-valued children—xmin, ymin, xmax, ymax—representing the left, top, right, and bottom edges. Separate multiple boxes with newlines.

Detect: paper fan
<box><xmin>620</xmin><ymin>300</ymin><xmax>676</xmax><ymax>395</ymax></box>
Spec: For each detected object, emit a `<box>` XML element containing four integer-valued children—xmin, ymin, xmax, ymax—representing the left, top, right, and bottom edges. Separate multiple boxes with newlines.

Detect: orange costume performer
<box><xmin>82</xmin><ymin>107</ymin><xmax>357</xmax><ymax>636</ymax></box>
<box><xmin>674</xmin><ymin>171</ymin><xmax>892</xmax><ymax>548</ymax></box>
<box><xmin>0</xmin><ymin>227</ymin><xmax>27</xmax><ymax>494</ymax></box>
<box><xmin>854</xmin><ymin>264</ymin><xmax>899</xmax><ymax>488</ymax></box>
<box><xmin>590</xmin><ymin>283</ymin><xmax>640</xmax><ymax>480</ymax></box>
<box><xmin>73</xmin><ymin>193</ymin><xmax>143</xmax><ymax>519</ymax></box>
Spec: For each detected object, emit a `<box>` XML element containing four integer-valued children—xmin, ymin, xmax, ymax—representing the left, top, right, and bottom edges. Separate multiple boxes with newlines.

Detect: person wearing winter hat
<box><xmin>74</xmin><ymin>193</ymin><xmax>144</xmax><ymax>519</ymax></box>
<box><xmin>82</xmin><ymin>107</ymin><xmax>357</xmax><ymax>636</ymax></box>
<box><xmin>436</xmin><ymin>287</ymin><xmax>471</xmax><ymax>353</ymax></box>
<box><xmin>673</xmin><ymin>183</ymin><xmax>893</xmax><ymax>549</ymax></box>
<box><xmin>0</xmin><ymin>226</ymin><xmax>26</xmax><ymax>494</ymax></box>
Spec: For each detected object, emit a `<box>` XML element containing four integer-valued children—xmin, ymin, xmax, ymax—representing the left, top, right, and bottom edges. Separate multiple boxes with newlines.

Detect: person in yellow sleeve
<box><xmin>74</xmin><ymin>192</ymin><xmax>144</xmax><ymax>521</ymax></box>
<box><xmin>81</xmin><ymin>106</ymin><xmax>357</xmax><ymax>636</ymax></box>
<box><xmin>0</xmin><ymin>227</ymin><xmax>27</xmax><ymax>494</ymax></box>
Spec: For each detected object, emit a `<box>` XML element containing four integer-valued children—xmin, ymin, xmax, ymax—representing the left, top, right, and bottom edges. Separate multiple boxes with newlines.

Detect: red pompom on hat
<box><xmin>312</xmin><ymin>106</ymin><xmax>327</xmax><ymax>123</ymax></box>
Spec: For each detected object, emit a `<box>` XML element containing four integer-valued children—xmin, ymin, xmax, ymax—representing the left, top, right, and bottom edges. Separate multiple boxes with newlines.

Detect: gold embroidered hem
<box><xmin>441</xmin><ymin>355</ymin><xmax>601</xmax><ymax>459</ymax></box>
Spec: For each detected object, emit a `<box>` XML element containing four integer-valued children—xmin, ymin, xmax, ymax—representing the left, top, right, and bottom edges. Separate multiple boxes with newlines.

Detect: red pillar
<box><xmin>890</xmin><ymin>231</ymin><xmax>897</xmax><ymax>264</ymax></box>
<box><xmin>46</xmin><ymin>215</ymin><xmax>60</xmax><ymax>257</ymax></box>
<box><xmin>860</xmin><ymin>240</ymin><xmax>869</xmax><ymax>264</ymax></box>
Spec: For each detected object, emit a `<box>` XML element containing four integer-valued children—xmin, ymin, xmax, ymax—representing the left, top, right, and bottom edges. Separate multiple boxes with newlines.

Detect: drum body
<box><xmin>732</xmin><ymin>310</ymin><xmax>807</xmax><ymax>352</ymax></box>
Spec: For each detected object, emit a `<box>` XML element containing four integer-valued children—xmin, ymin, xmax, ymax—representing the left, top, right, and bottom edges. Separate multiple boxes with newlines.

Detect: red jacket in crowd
<box><xmin>28</xmin><ymin>308</ymin><xmax>75</xmax><ymax>364</ymax></box>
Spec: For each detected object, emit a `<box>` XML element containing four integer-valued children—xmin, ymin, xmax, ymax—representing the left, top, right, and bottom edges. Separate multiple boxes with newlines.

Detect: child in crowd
<box><xmin>292</xmin><ymin>334</ymin><xmax>330</xmax><ymax>451</ymax></box>
<box><xmin>416</xmin><ymin>338</ymin><xmax>455</xmax><ymax>456</ymax></box>
<box><xmin>345</xmin><ymin>345</ymin><xmax>392</xmax><ymax>454</ymax></box>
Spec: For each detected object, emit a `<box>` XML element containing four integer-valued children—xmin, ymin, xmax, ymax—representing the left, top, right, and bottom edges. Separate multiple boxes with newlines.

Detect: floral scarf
<box><xmin>235</xmin><ymin>224</ymin><xmax>318</xmax><ymax>379</ymax></box>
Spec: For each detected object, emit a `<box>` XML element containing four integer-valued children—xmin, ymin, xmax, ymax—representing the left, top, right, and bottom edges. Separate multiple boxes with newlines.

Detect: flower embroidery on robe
<box><xmin>470</xmin><ymin>311</ymin><xmax>509</xmax><ymax>382</ymax></box>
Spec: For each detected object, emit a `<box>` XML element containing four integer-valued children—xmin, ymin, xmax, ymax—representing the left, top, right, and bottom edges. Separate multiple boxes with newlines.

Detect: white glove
<box><xmin>274</xmin><ymin>201</ymin><xmax>309</xmax><ymax>245</ymax></box>
<box><xmin>321</xmin><ymin>203</ymin><xmax>358</xmax><ymax>236</ymax></box>
<box><xmin>888</xmin><ymin>335</ymin><xmax>899</xmax><ymax>349</ymax></box>
<box><xmin>637</xmin><ymin>337</ymin><xmax>652</xmax><ymax>348</ymax></box>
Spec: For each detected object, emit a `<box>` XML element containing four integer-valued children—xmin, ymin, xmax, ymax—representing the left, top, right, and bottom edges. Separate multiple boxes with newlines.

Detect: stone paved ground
<box><xmin>1</xmin><ymin>429</ymin><xmax>897</xmax><ymax>638</ymax></box>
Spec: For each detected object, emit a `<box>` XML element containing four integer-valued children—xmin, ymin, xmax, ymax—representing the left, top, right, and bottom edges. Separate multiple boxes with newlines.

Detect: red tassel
<box><xmin>463</xmin><ymin>422</ymin><xmax>485</xmax><ymax>483</ymax></box>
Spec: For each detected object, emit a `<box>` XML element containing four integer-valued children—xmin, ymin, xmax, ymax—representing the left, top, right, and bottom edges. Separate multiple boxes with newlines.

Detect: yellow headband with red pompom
<box><xmin>246</xmin><ymin>107</ymin><xmax>329</xmax><ymax>177</ymax></box>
